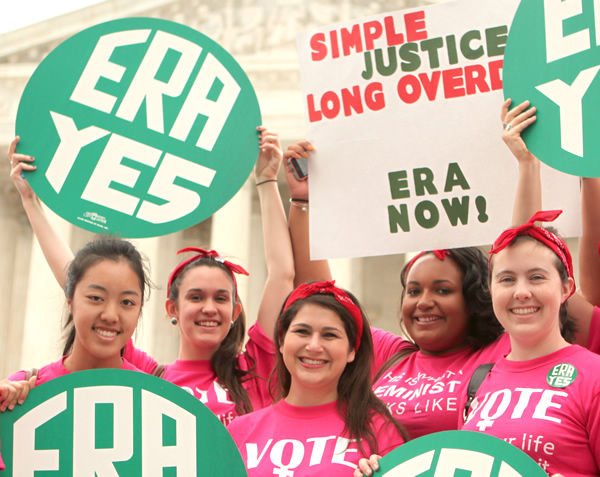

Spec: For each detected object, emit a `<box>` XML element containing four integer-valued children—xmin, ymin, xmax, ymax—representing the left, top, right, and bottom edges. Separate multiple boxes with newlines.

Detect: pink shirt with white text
<box><xmin>124</xmin><ymin>323</ymin><xmax>275</xmax><ymax>426</ymax></box>
<box><xmin>373</xmin><ymin>333</ymin><xmax>511</xmax><ymax>439</ymax></box>
<box><xmin>461</xmin><ymin>345</ymin><xmax>600</xmax><ymax>476</ymax></box>
<box><xmin>228</xmin><ymin>399</ymin><xmax>405</xmax><ymax>476</ymax></box>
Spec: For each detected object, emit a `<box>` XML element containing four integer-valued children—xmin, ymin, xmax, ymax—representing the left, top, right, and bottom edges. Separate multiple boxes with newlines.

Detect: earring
<box><xmin>230</xmin><ymin>321</ymin><xmax>235</xmax><ymax>328</ymax></box>
<box><xmin>170</xmin><ymin>317</ymin><xmax>178</xmax><ymax>325</ymax></box>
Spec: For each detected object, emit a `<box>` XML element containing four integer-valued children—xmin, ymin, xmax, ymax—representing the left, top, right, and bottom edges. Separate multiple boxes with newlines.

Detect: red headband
<box><xmin>489</xmin><ymin>210</ymin><xmax>575</xmax><ymax>297</ymax></box>
<box><xmin>406</xmin><ymin>250</ymin><xmax>451</xmax><ymax>274</ymax></box>
<box><xmin>283</xmin><ymin>280</ymin><xmax>364</xmax><ymax>350</ymax></box>
<box><xmin>167</xmin><ymin>247</ymin><xmax>249</xmax><ymax>299</ymax></box>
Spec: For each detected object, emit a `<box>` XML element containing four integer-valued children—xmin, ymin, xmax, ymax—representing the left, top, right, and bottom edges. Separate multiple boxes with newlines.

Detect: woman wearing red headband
<box><xmin>5</xmin><ymin>126</ymin><xmax>294</xmax><ymax>425</ymax></box>
<box><xmin>285</xmin><ymin>141</ymin><xmax>508</xmax><ymax>441</ymax></box>
<box><xmin>460</xmin><ymin>211</ymin><xmax>600</xmax><ymax>476</ymax></box>
<box><xmin>228</xmin><ymin>281</ymin><xmax>408</xmax><ymax>476</ymax></box>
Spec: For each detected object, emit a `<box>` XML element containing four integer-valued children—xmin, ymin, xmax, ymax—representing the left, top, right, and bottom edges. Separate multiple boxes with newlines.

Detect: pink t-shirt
<box><xmin>124</xmin><ymin>323</ymin><xmax>275</xmax><ymax>426</ymax></box>
<box><xmin>228</xmin><ymin>399</ymin><xmax>405</xmax><ymax>476</ymax></box>
<box><xmin>8</xmin><ymin>357</ymin><xmax>142</xmax><ymax>385</ymax></box>
<box><xmin>587</xmin><ymin>306</ymin><xmax>600</xmax><ymax>354</ymax></box>
<box><xmin>461</xmin><ymin>345</ymin><xmax>600</xmax><ymax>476</ymax></box>
<box><xmin>373</xmin><ymin>333</ymin><xmax>510</xmax><ymax>439</ymax></box>
<box><xmin>370</xmin><ymin>327</ymin><xmax>415</xmax><ymax>377</ymax></box>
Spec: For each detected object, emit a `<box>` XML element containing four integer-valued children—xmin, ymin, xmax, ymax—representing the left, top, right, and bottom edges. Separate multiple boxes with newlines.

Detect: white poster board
<box><xmin>297</xmin><ymin>0</ymin><xmax>581</xmax><ymax>260</ymax></box>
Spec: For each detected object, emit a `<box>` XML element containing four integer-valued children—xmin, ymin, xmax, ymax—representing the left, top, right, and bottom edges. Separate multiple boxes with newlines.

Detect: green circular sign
<box><xmin>503</xmin><ymin>0</ymin><xmax>600</xmax><ymax>177</ymax></box>
<box><xmin>0</xmin><ymin>369</ymin><xmax>247</xmax><ymax>476</ymax></box>
<box><xmin>16</xmin><ymin>17</ymin><xmax>261</xmax><ymax>237</ymax></box>
<box><xmin>547</xmin><ymin>362</ymin><xmax>578</xmax><ymax>388</ymax></box>
<box><xmin>370</xmin><ymin>430</ymin><xmax>547</xmax><ymax>476</ymax></box>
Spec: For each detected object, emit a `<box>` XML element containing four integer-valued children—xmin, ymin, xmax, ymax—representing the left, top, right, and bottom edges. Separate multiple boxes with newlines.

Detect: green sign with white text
<box><xmin>369</xmin><ymin>431</ymin><xmax>546</xmax><ymax>476</ymax></box>
<box><xmin>503</xmin><ymin>0</ymin><xmax>600</xmax><ymax>177</ymax></box>
<box><xmin>0</xmin><ymin>369</ymin><xmax>247</xmax><ymax>476</ymax></box>
<box><xmin>16</xmin><ymin>17</ymin><xmax>261</xmax><ymax>236</ymax></box>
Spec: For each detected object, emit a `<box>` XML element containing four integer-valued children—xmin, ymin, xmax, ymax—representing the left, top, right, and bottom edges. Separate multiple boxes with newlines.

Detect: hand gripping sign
<box><xmin>365</xmin><ymin>430</ymin><xmax>547</xmax><ymax>477</ymax></box>
<box><xmin>504</xmin><ymin>0</ymin><xmax>600</xmax><ymax>177</ymax></box>
<box><xmin>0</xmin><ymin>369</ymin><xmax>247</xmax><ymax>476</ymax></box>
<box><xmin>16</xmin><ymin>17</ymin><xmax>261</xmax><ymax>237</ymax></box>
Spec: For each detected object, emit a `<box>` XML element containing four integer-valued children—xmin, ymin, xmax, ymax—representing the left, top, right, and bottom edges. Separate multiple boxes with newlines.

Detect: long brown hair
<box><xmin>273</xmin><ymin>290</ymin><xmax>410</xmax><ymax>455</ymax></box>
<box><xmin>168</xmin><ymin>258</ymin><xmax>255</xmax><ymax>414</ymax></box>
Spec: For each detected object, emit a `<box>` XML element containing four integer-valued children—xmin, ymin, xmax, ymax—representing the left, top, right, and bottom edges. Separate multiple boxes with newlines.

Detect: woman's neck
<box><xmin>64</xmin><ymin>345</ymin><xmax>123</xmax><ymax>372</ymax></box>
<box><xmin>285</xmin><ymin>383</ymin><xmax>338</xmax><ymax>407</ymax></box>
<box><xmin>507</xmin><ymin>334</ymin><xmax>570</xmax><ymax>361</ymax></box>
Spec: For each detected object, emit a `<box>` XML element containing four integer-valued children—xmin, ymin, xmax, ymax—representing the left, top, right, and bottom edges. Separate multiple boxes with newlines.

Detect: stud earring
<box><xmin>230</xmin><ymin>321</ymin><xmax>235</xmax><ymax>328</ymax></box>
<box><xmin>170</xmin><ymin>317</ymin><xmax>178</xmax><ymax>325</ymax></box>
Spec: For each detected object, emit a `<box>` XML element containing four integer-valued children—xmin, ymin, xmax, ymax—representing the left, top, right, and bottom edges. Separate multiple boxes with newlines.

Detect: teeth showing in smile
<box><xmin>300</xmin><ymin>358</ymin><xmax>327</xmax><ymax>365</ymax></box>
<box><xmin>415</xmin><ymin>316</ymin><xmax>441</xmax><ymax>323</ymax></box>
<box><xmin>95</xmin><ymin>328</ymin><xmax>118</xmax><ymax>337</ymax></box>
<box><xmin>511</xmin><ymin>307</ymin><xmax>539</xmax><ymax>315</ymax></box>
<box><xmin>196</xmin><ymin>321</ymin><xmax>219</xmax><ymax>327</ymax></box>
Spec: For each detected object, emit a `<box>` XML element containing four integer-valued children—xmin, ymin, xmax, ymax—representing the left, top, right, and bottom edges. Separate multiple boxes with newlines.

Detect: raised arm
<box><xmin>579</xmin><ymin>177</ymin><xmax>600</xmax><ymax>308</ymax></box>
<box><xmin>283</xmin><ymin>141</ymin><xmax>332</xmax><ymax>286</ymax></box>
<box><xmin>254</xmin><ymin>127</ymin><xmax>295</xmax><ymax>338</ymax></box>
<box><xmin>502</xmin><ymin>99</ymin><xmax>541</xmax><ymax>226</ymax></box>
<box><xmin>9</xmin><ymin>136</ymin><xmax>73</xmax><ymax>288</ymax></box>
<box><xmin>502</xmin><ymin>103</ymin><xmax>597</xmax><ymax>347</ymax></box>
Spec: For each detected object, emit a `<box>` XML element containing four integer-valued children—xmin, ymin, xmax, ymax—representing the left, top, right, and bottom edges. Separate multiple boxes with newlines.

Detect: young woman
<box><xmin>227</xmin><ymin>281</ymin><xmax>408</xmax><ymax>476</ymax></box>
<box><xmin>460</xmin><ymin>212</ymin><xmax>600</xmax><ymax>476</ymax></box>
<box><xmin>6</xmin><ymin>126</ymin><xmax>294</xmax><ymax>425</ymax></box>
<box><xmin>0</xmin><ymin>237</ymin><xmax>151</xmax><ymax>402</ymax></box>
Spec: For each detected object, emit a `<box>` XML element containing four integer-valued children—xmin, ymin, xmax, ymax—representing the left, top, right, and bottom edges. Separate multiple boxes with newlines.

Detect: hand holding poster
<box><xmin>16</xmin><ymin>17</ymin><xmax>261</xmax><ymax>238</ymax></box>
<box><xmin>296</xmin><ymin>0</ymin><xmax>581</xmax><ymax>260</ymax></box>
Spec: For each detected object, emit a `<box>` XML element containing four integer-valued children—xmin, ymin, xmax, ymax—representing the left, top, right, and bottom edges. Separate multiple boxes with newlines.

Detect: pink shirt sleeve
<box><xmin>123</xmin><ymin>339</ymin><xmax>158</xmax><ymax>374</ymax></box>
<box><xmin>370</xmin><ymin>413</ymin><xmax>406</xmax><ymax>456</ymax></box>
<box><xmin>6</xmin><ymin>370</ymin><xmax>26</xmax><ymax>381</ymax></box>
<box><xmin>238</xmin><ymin>323</ymin><xmax>276</xmax><ymax>409</ymax></box>
<box><xmin>370</xmin><ymin>327</ymin><xmax>414</xmax><ymax>378</ymax></box>
<box><xmin>587</xmin><ymin>306</ymin><xmax>600</xmax><ymax>354</ymax></box>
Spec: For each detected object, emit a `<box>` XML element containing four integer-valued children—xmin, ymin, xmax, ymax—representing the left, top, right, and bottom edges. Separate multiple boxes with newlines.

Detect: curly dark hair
<box><xmin>488</xmin><ymin>231</ymin><xmax>576</xmax><ymax>343</ymax></box>
<box><xmin>400</xmin><ymin>247</ymin><xmax>504</xmax><ymax>351</ymax></box>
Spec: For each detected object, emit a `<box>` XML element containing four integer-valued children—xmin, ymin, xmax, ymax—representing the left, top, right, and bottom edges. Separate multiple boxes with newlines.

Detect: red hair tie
<box><xmin>282</xmin><ymin>280</ymin><xmax>364</xmax><ymax>350</ymax></box>
<box><xmin>405</xmin><ymin>250</ymin><xmax>451</xmax><ymax>275</ymax></box>
<box><xmin>489</xmin><ymin>210</ymin><xmax>574</xmax><ymax>297</ymax></box>
<box><xmin>167</xmin><ymin>247</ymin><xmax>249</xmax><ymax>299</ymax></box>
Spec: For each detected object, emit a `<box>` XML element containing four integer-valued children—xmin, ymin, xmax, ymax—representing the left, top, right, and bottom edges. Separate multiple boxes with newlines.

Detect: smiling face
<box><xmin>167</xmin><ymin>265</ymin><xmax>241</xmax><ymax>360</ymax></box>
<box><xmin>489</xmin><ymin>239</ymin><xmax>572</xmax><ymax>359</ymax></box>
<box><xmin>280</xmin><ymin>303</ymin><xmax>356</xmax><ymax>405</ymax></box>
<box><xmin>402</xmin><ymin>254</ymin><xmax>470</xmax><ymax>354</ymax></box>
<box><xmin>66</xmin><ymin>259</ymin><xmax>142</xmax><ymax>371</ymax></box>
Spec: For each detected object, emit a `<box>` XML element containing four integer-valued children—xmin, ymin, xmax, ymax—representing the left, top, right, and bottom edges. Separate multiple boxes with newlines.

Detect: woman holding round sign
<box><xmin>122</xmin><ymin>127</ymin><xmax>293</xmax><ymax>425</ymax></box>
<box><xmin>0</xmin><ymin>237</ymin><xmax>151</xmax><ymax>405</ymax></box>
<box><xmin>5</xmin><ymin>127</ymin><xmax>294</xmax><ymax>425</ymax></box>
<box><xmin>227</xmin><ymin>280</ymin><xmax>408</xmax><ymax>476</ymax></box>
